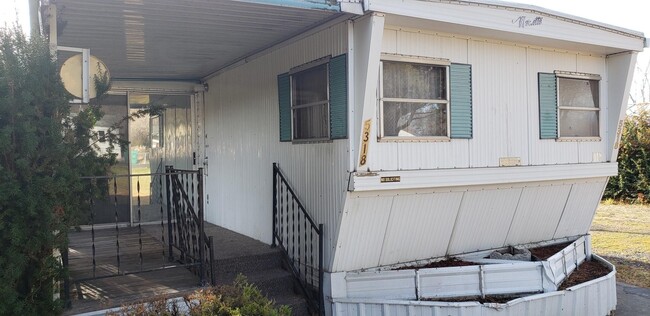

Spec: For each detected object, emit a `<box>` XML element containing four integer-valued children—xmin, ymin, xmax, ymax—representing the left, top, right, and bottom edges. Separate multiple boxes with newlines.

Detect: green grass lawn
<box><xmin>590</xmin><ymin>202</ymin><xmax>650</xmax><ymax>288</ymax></box>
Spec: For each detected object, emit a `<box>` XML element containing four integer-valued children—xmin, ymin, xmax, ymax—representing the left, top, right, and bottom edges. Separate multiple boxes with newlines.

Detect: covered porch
<box><xmin>49</xmin><ymin>0</ymin><xmax>348</xmax><ymax>314</ymax></box>
<box><xmin>65</xmin><ymin>222</ymin><xmax>307</xmax><ymax>315</ymax></box>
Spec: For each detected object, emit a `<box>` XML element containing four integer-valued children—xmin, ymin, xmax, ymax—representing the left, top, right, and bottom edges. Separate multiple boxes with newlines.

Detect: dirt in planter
<box><xmin>394</xmin><ymin>258</ymin><xmax>478</xmax><ymax>270</ymax></box>
<box><xmin>423</xmin><ymin>293</ymin><xmax>531</xmax><ymax>304</ymax></box>
<box><xmin>558</xmin><ymin>260</ymin><xmax>611</xmax><ymax>290</ymax></box>
<box><xmin>528</xmin><ymin>242</ymin><xmax>572</xmax><ymax>260</ymax></box>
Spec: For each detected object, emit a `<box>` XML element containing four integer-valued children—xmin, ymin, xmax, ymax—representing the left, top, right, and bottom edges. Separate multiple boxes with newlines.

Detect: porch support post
<box><xmin>82</xmin><ymin>48</ymin><xmax>90</xmax><ymax>103</ymax></box>
<box><xmin>272</xmin><ymin>163</ymin><xmax>278</xmax><ymax>247</ymax></box>
<box><xmin>28</xmin><ymin>0</ymin><xmax>40</xmax><ymax>37</ymax></box>
<box><xmin>62</xmin><ymin>244</ymin><xmax>71</xmax><ymax>309</ymax></box>
<box><xmin>47</xmin><ymin>4</ymin><xmax>57</xmax><ymax>57</ymax></box>
<box><xmin>165</xmin><ymin>166</ymin><xmax>174</xmax><ymax>261</ymax></box>
<box><xmin>197</xmin><ymin>168</ymin><xmax>206</xmax><ymax>285</ymax></box>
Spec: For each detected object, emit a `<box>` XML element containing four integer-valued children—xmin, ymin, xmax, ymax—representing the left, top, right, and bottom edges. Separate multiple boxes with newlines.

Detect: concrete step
<box><xmin>212</xmin><ymin>251</ymin><xmax>314</xmax><ymax>316</ymax></box>
<box><xmin>217</xmin><ymin>267</ymin><xmax>314</xmax><ymax>316</ymax></box>
<box><xmin>215</xmin><ymin>249</ymin><xmax>283</xmax><ymax>276</ymax></box>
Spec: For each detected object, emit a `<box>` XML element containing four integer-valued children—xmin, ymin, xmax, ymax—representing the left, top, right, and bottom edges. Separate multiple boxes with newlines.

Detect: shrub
<box><xmin>604</xmin><ymin>110</ymin><xmax>650</xmax><ymax>203</ymax></box>
<box><xmin>111</xmin><ymin>275</ymin><xmax>292</xmax><ymax>316</ymax></box>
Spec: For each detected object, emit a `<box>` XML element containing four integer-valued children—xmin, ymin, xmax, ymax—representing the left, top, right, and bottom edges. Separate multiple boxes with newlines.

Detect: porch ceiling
<box><xmin>53</xmin><ymin>0</ymin><xmax>342</xmax><ymax>80</ymax></box>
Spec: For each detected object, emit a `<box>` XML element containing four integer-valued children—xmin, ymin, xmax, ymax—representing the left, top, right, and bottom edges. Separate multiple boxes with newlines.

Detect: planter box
<box><xmin>331</xmin><ymin>236</ymin><xmax>588</xmax><ymax>301</ymax></box>
<box><xmin>544</xmin><ymin>237</ymin><xmax>587</xmax><ymax>286</ymax></box>
<box><xmin>332</xmin><ymin>255</ymin><xmax>617</xmax><ymax>316</ymax></box>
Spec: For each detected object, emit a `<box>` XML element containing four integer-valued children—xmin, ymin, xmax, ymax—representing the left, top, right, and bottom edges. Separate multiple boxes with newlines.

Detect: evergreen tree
<box><xmin>0</xmin><ymin>26</ymin><xmax>114</xmax><ymax>315</ymax></box>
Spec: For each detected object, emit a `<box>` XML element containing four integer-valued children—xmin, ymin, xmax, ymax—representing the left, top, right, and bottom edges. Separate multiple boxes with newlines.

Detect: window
<box><xmin>291</xmin><ymin>61</ymin><xmax>329</xmax><ymax>140</ymax></box>
<box><xmin>277</xmin><ymin>54</ymin><xmax>348</xmax><ymax>142</ymax></box>
<box><xmin>558</xmin><ymin>76</ymin><xmax>600</xmax><ymax>138</ymax></box>
<box><xmin>538</xmin><ymin>72</ymin><xmax>601</xmax><ymax>139</ymax></box>
<box><xmin>380</xmin><ymin>56</ymin><xmax>450</xmax><ymax>139</ymax></box>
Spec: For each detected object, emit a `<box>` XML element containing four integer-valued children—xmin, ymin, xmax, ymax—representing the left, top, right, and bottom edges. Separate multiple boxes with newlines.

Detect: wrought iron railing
<box><xmin>272</xmin><ymin>163</ymin><xmax>324</xmax><ymax>316</ymax></box>
<box><xmin>166</xmin><ymin>166</ymin><xmax>215</xmax><ymax>286</ymax></box>
<box><xmin>63</xmin><ymin>166</ymin><xmax>214</xmax><ymax>306</ymax></box>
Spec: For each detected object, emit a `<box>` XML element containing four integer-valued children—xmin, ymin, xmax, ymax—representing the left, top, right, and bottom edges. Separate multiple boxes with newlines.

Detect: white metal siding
<box><xmin>203</xmin><ymin>22</ymin><xmax>348</xmax><ymax>268</ymax></box>
<box><xmin>373</xmin><ymin>28</ymin><xmax>471</xmax><ymax>171</ymax></box>
<box><xmin>346</xmin><ymin>270</ymin><xmax>416</xmax><ymax>299</ymax></box>
<box><xmin>333</xmin><ymin>195</ymin><xmax>394</xmax><ymax>271</ymax></box>
<box><xmin>468</xmin><ymin>41</ymin><xmax>528</xmax><ymax>168</ymax></box>
<box><xmin>554</xmin><ymin>179</ymin><xmax>608</xmax><ymax>239</ymax></box>
<box><xmin>378</xmin><ymin>193</ymin><xmax>464</xmax><ymax>266</ymax></box>
<box><xmin>505</xmin><ymin>184</ymin><xmax>572</xmax><ymax>245</ymax></box>
<box><xmin>369</xmin><ymin>27</ymin><xmax>609</xmax><ymax>172</ymax></box>
<box><xmin>447</xmin><ymin>188</ymin><xmax>522</xmax><ymax>254</ymax></box>
<box><xmin>332</xmin><ymin>178</ymin><xmax>606</xmax><ymax>271</ymax></box>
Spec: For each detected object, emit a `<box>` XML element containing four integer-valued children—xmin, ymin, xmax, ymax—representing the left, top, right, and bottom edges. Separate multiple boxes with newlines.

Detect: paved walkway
<box><xmin>617</xmin><ymin>283</ymin><xmax>650</xmax><ymax>315</ymax></box>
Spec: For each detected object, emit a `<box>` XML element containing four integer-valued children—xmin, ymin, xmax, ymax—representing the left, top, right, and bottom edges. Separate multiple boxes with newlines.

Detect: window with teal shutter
<box><xmin>329</xmin><ymin>54</ymin><xmax>348</xmax><ymax>139</ymax></box>
<box><xmin>277</xmin><ymin>54</ymin><xmax>348</xmax><ymax>142</ymax></box>
<box><xmin>277</xmin><ymin>72</ymin><xmax>291</xmax><ymax>142</ymax></box>
<box><xmin>378</xmin><ymin>56</ymin><xmax>472</xmax><ymax>140</ymax></box>
<box><xmin>539</xmin><ymin>72</ymin><xmax>601</xmax><ymax>139</ymax></box>
<box><xmin>538</xmin><ymin>73</ymin><xmax>558</xmax><ymax>139</ymax></box>
<box><xmin>450</xmin><ymin>63</ymin><xmax>473</xmax><ymax>139</ymax></box>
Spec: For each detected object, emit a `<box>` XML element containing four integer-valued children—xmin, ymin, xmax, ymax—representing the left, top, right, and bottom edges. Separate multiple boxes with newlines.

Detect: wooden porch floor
<box><xmin>64</xmin><ymin>222</ymin><xmax>290</xmax><ymax>315</ymax></box>
<box><xmin>64</xmin><ymin>225</ymin><xmax>200</xmax><ymax>315</ymax></box>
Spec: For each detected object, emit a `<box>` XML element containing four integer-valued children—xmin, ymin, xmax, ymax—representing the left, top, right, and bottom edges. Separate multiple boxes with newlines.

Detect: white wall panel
<box><xmin>203</xmin><ymin>22</ymin><xmax>348</xmax><ymax>270</ymax></box>
<box><xmin>397</xmin><ymin>141</ymin><xmax>470</xmax><ymax>170</ymax></box>
<box><xmin>373</xmin><ymin>28</ymin><xmax>470</xmax><ymax>171</ymax></box>
<box><xmin>332</xmin><ymin>196</ymin><xmax>394</xmax><ymax>271</ymax></box>
<box><xmin>554</xmin><ymin>178</ymin><xmax>607</xmax><ymax>239</ymax></box>
<box><xmin>505</xmin><ymin>184</ymin><xmax>572</xmax><ymax>245</ymax></box>
<box><xmin>447</xmin><ymin>188</ymin><xmax>522</xmax><ymax>254</ymax></box>
<box><xmin>468</xmin><ymin>41</ymin><xmax>528</xmax><ymax>167</ymax></box>
<box><xmin>371</xmin><ymin>27</ymin><xmax>611</xmax><ymax>172</ymax></box>
<box><xmin>379</xmin><ymin>192</ymin><xmax>464</xmax><ymax>265</ymax></box>
<box><xmin>333</xmin><ymin>177</ymin><xmax>605</xmax><ymax>271</ymax></box>
<box><xmin>526</xmin><ymin>48</ymin><xmax>580</xmax><ymax>165</ymax></box>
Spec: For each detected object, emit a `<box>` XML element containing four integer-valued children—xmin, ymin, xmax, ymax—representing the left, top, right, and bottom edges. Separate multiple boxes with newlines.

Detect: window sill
<box><xmin>291</xmin><ymin>139</ymin><xmax>333</xmax><ymax>145</ymax></box>
<box><xmin>378</xmin><ymin>137</ymin><xmax>451</xmax><ymax>143</ymax></box>
<box><xmin>556</xmin><ymin>137</ymin><xmax>601</xmax><ymax>142</ymax></box>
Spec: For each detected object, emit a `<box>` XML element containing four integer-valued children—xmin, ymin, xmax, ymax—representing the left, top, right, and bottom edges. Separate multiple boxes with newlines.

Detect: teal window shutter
<box><xmin>450</xmin><ymin>63</ymin><xmax>473</xmax><ymax>139</ymax></box>
<box><xmin>538</xmin><ymin>73</ymin><xmax>558</xmax><ymax>139</ymax></box>
<box><xmin>277</xmin><ymin>72</ymin><xmax>291</xmax><ymax>142</ymax></box>
<box><xmin>329</xmin><ymin>54</ymin><xmax>348</xmax><ymax>139</ymax></box>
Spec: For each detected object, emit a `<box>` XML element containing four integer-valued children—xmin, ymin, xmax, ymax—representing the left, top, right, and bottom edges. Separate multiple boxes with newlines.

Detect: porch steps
<box><xmin>204</xmin><ymin>223</ymin><xmax>312</xmax><ymax>316</ymax></box>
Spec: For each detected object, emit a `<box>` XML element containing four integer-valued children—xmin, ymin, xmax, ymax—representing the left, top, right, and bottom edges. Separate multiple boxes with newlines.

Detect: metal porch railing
<box><xmin>63</xmin><ymin>166</ymin><xmax>215</xmax><ymax>306</ymax></box>
<box><xmin>272</xmin><ymin>163</ymin><xmax>324</xmax><ymax>316</ymax></box>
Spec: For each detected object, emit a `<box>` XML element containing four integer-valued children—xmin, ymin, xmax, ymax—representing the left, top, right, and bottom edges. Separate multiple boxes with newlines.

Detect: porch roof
<box><xmin>51</xmin><ymin>0</ymin><xmax>344</xmax><ymax>81</ymax></box>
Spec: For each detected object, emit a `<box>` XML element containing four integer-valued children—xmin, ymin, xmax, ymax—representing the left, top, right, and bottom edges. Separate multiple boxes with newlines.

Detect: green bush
<box><xmin>604</xmin><ymin>110</ymin><xmax>650</xmax><ymax>203</ymax></box>
<box><xmin>112</xmin><ymin>275</ymin><xmax>291</xmax><ymax>316</ymax></box>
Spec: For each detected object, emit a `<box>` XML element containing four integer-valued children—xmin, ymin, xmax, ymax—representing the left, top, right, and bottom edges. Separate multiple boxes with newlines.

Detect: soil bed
<box><xmin>394</xmin><ymin>258</ymin><xmax>477</xmax><ymax>270</ymax></box>
<box><xmin>423</xmin><ymin>293</ymin><xmax>529</xmax><ymax>304</ymax></box>
<box><xmin>558</xmin><ymin>260</ymin><xmax>611</xmax><ymax>290</ymax></box>
<box><xmin>529</xmin><ymin>242</ymin><xmax>572</xmax><ymax>260</ymax></box>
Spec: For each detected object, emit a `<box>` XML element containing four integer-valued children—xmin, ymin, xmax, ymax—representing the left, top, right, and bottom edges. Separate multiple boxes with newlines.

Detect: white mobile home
<box><xmin>49</xmin><ymin>0</ymin><xmax>645</xmax><ymax>314</ymax></box>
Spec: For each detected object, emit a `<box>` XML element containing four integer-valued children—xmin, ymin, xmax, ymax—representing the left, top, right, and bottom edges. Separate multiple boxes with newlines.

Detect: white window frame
<box><xmin>555</xmin><ymin>71</ymin><xmax>602</xmax><ymax>142</ymax></box>
<box><xmin>378</xmin><ymin>54</ymin><xmax>451</xmax><ymax>142</ymax></box>
<box><xmin>289</xmin><ymin>57</ymin><xmax>331</xmax><ymax>143</ymax></box>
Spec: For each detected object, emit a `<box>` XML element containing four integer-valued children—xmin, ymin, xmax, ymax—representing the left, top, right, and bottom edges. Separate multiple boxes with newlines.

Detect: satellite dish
<box><xmin>59</xmin><ymin>54</ymin><xmax>110</xmax><ymax>99</ymax></box>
